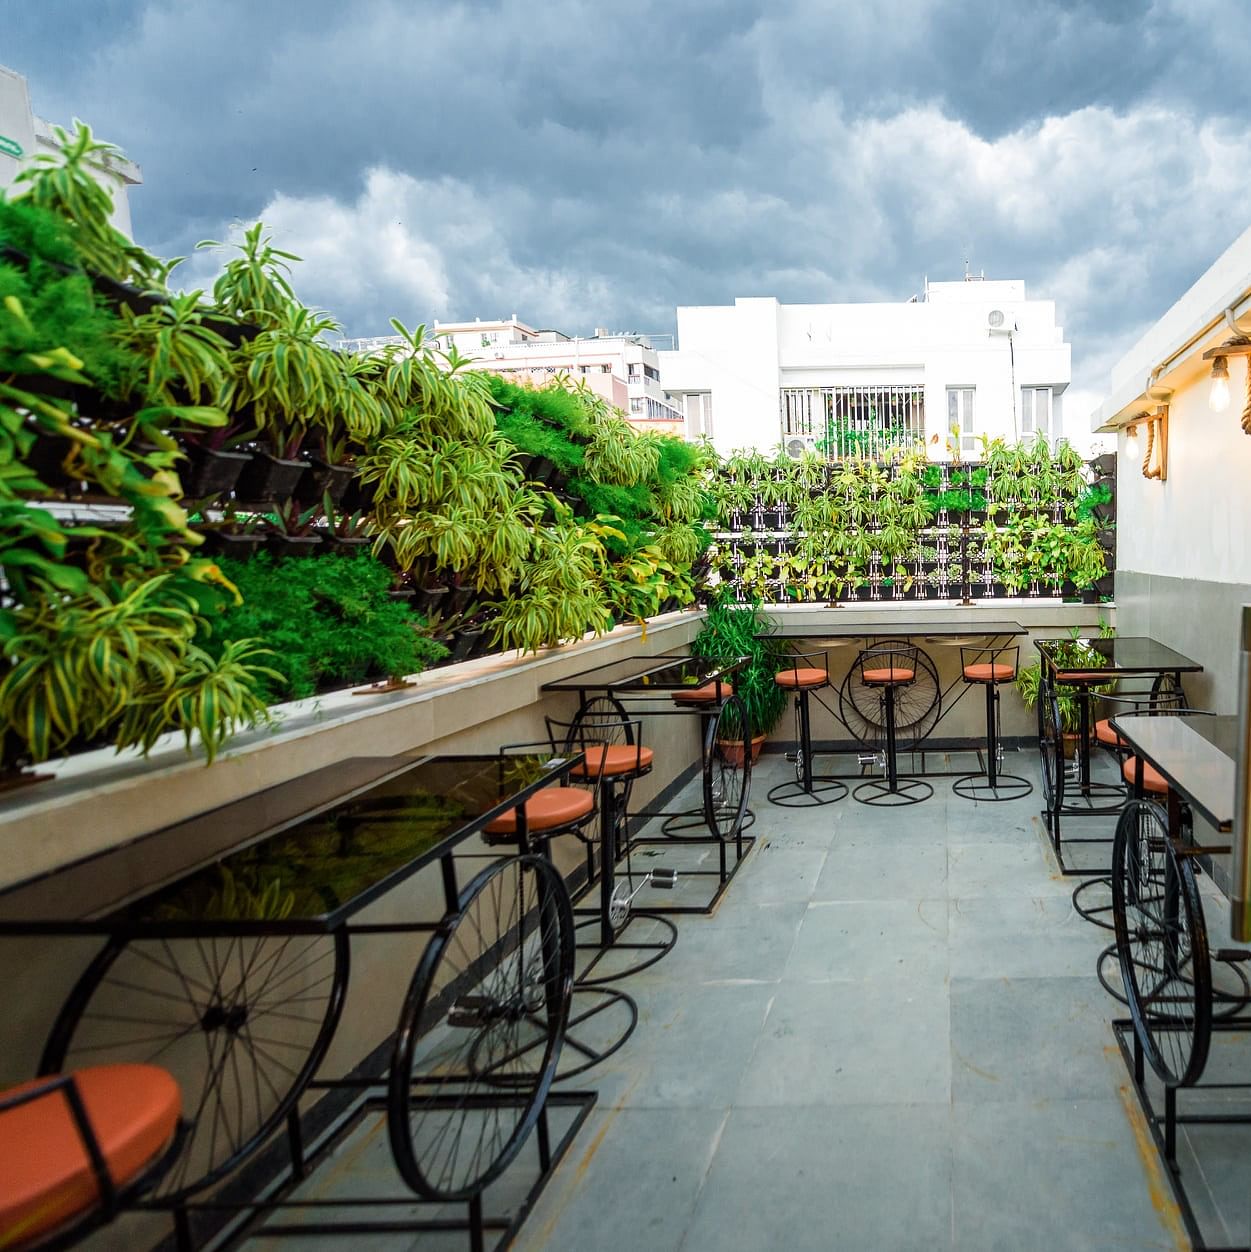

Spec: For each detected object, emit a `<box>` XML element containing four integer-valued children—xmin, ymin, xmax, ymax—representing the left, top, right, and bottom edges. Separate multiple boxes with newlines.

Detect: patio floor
<box><xmin>243</xmin><ymin>748</ymin><xmax>1250</xmax><ymax>1252</ymax></box>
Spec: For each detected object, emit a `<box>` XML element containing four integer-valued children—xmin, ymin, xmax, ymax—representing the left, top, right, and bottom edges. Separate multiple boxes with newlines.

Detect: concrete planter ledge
<box><xmin>0</xmin><ymin>611</ymin><xmax>704</xmax><ymax>894</ymax></box>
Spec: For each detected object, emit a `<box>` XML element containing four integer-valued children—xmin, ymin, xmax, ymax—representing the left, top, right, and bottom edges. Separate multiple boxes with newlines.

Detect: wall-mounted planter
<box><xmin>267</xmin><ymin>534</ymin><xmax>323</xmax><ymax>560</ymax></box>
<box><xmin>236</xmin><ymin>451</ymin><xmax>308</xmax><ymax>504</ymax></box>
<box><xmin>196</xmin><ymin>529</ymin><xmax>265</xmax><ymax>557</ymax></box>
<box><xmin>181</xmin><ymin>446</ymin><xmax>252</xmax><ymax>498</ymax></box>
<box><xmin>300</xmin><ymin>458</ymin><xmax>356</xmax><ymax>506</ymax></box>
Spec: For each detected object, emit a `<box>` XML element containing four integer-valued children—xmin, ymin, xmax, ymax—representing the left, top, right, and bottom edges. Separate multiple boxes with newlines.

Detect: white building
<box><xmin>659</xmin><ymin>279</ymin><xmax>1072</xmax><ymax>456</ymax></box>
<box><xmin>341</xmin><ymin>317</ymin><xmax>686</xmax><ymax>433</ymax></box>
<box><xmin>0</xmin><ymin>64</ymin><xmax>142</xmax><ymax>238</ymax></box>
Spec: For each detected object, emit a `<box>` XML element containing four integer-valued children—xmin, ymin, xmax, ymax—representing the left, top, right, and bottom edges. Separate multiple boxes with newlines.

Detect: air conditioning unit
<box><xmin>988</xmin><ymin>309</ymin><xmax>1005</xmax><ymax>329</ymax></box>
<box><xmin>785</xmin><ymin>436</ymin><xmax>818</xmax><ymax>459</ymax></box>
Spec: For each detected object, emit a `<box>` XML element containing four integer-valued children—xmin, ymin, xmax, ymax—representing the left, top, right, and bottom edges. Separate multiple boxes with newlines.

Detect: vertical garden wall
<box><xmin>0</xmin><ymin>126</ymin><xmax>711</xmax><ymax>780</ymax></box>
<box><xmin>709</xmin><ymin>439</ymin><xmax>1114</xmax><ymax>603</ymax></box>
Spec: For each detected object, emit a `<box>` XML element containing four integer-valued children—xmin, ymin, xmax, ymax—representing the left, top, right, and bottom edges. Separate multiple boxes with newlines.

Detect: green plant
<box><xmin>690</xmin><ymin>591</ymin><xmax>789</xmax><ymax>738</ymax></box>
<box><xmin>206</xmin><ymin>550</ymin><xmax>447</xmax><ymax>700</ymax></box>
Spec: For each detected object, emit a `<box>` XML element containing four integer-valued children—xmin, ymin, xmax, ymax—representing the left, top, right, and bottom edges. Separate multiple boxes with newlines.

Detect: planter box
<box><xmin>236</xmin><ymin>451</ymin><xmax>308</xmax><ymax>503</ymax></box>
<box><xmin>181</xmin><ymin>446</ymin><xmax>252</xmax><ymax>498</ymax></box>
<box><xmin>196</xmin><ymin>529</ymin><xmax>265</xmax><ymax>558</ymax></box>
<box><xmin>267</xmin><ymin>534</ymin><xmax>323</xmax><ymax>560</ymax></box>
<box><xmin>300</xmin><ymin>459</ymin><xmax>356</xmax><ymax>507</ymax></box>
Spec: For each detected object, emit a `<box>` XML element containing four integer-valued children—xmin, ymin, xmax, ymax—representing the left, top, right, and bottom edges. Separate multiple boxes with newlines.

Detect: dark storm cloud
<box><xmin>7</xmin><ymin>0</ymin><xmax>1251</xmax><ymax>410</ymax></box>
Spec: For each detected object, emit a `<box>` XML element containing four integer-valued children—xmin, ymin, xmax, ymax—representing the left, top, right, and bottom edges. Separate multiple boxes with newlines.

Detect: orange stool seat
<box><xmin>962</xmin><ymin>663</ymin><xmax>1015</xmax><ymax>683</ymax></box>
<box><xmin>1</xmin><ymin>1064</ymin><xmax>180</xmax><ymax>1247</ymax></box>
<box><xmin>775</xmin><ymin>667</ymin><xmax>828</xmax><ymax>689</ymax></box>
<box><xmin>862</xmin><ymin>667</ymin><xmax>914</xmax><ymax>684</ymax></box>
<box><xmin>1095</xmin><ymin>718</ymin><xmax>1126</xmax><ymax>747</ymax></box>
<box><xmin>484</xmin><ymin>786</ymin><xmax>594</xmax><ymax>834</ymax></box>
<box><xmin>1122</xmin><ymin>756</ymin><xmax>1168</xmax><ymax>795</ymax></box>
<box><xmin>571</xmin><ymin>744</ymin><xmax>655</xmax><ymax>778</ymax></box>
<box><xmin>672</xmin><ymin>682</ymin><xmax>733</xmax><ymax>704</ymax></box>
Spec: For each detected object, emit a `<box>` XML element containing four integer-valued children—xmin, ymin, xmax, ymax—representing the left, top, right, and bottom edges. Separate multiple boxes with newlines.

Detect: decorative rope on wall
<box><xmin>1242</xmin><ymin>355</ymin><xmax>1251</xmax><ymax>436</ymax></box>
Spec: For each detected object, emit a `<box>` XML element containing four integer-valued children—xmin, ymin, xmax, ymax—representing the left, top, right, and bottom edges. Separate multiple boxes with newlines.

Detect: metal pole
<box><xmin>1229</xmin><ymin>605</ymin><xmax>1251</xmax><ymax>940</ymax></box>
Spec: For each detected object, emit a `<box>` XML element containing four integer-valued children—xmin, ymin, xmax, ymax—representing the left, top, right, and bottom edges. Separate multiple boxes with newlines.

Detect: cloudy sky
<box><xmin>10</xmin><ymin>0</ymin><xmax>1251</xmax><ymax>422</ymax></box>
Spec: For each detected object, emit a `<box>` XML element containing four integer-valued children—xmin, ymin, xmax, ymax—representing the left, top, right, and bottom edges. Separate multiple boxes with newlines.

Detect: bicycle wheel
<box><xmin>388</xmin><ymin>853</ymin><xmax>574</xmax><ymax>1201</ymax></box>
<box><xmin>839</xmin><ymin>646</ymin><xmax>940</xmax><ymax>751</ymax></box>
<box><xmin>1111</xmin><ymin>799</ymin><xmax>1211</xmax><ymax>1086</ymax></box>
<box><xmin>42</xmin><ymin>930</ymin><xmax>348</xmax><ymax>1201</ymax></box>
<box><xmin>705</xmin><ymin>694</ymin><xmax>752</xmax><ymax>839</ymax></box>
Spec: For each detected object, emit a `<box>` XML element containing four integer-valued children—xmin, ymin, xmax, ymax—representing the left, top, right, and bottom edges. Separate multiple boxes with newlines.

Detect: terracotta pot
<box><xmin>717</xmin><ymin>733</ymin><xmax>766</xmax><ymax>766</ymax></box>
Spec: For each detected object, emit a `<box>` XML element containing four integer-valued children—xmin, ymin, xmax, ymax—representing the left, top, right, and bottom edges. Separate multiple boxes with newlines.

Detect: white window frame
<box><xmin>1021</xmin><ymin>386</ymin><xmax>1053</xmax><ymax>442</ymax></box>
<box><xmin>947</xmin><ymin>386</ymin><xmax>976</xmax><ymax>454</ymax></box>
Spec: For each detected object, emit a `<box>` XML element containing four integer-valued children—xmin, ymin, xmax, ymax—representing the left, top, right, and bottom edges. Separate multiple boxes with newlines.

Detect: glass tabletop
<box><xmin>1036</xmin><ymin>636</ymin><xmax>1203</xmax><ymax>679</ymax></box>
<box><xmin>2</xmin><ymin>754</ymin><xmax>573</xmax><ymax>934</ymax></box>
<box><xmin>1110</xmin><ymin>714</ymin><xmax>1237</xmax><ymax>832</ymax></box>
<box><xmin>542</xmin><ymin>654</ymin><xmax>745</xmax><ymax>693</ymax></box>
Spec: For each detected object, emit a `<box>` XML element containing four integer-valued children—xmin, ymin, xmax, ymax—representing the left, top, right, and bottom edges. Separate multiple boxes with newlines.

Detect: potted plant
<box><xmin>690</xmin><ymin>590</ymin><xmax>789</xmax><ymax>762</ymax></box>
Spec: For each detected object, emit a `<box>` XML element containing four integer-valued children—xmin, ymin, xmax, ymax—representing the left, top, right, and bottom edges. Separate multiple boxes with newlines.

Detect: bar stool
<box><xmin>486</xmin><ymin>742</ymin><xmax>640</xmax><ymax>1077</ymax></box>
<box><xmin>852</xmin><ymin>643</ymin><xmax>933</xmax><ymax>807</ymax></box>
<box><xmin>952</xmin><ymin>645</ymin><xmax>1032</xmax><ymax>802</ymax></box>
<box><xmin>1072</xmin><ymin>687</ymin><xmax>1186</xmax><ymax>933</ymax></box>
<box><xmin>547</xmin><ymin>710</ymin><xmax>678</xmax><ymax>985</ymax></box>
<box><xmin>661</xmin><ymin>675</ymin><xmax>756</xmax><ymax>836</ymax></box>
<box><xmin>0</xmin><ymin>1065</ymin><xmax>182</xmax><ymax>1250</ymax></box>
<box><xmin>768</xmin><ymin>650</ymin><xmax>847</xmax><ymax>807</ymax></box>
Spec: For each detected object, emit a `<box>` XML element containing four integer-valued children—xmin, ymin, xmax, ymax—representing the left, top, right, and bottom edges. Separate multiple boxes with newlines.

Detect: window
<box><xmin>1021</xmin><ymin>386</ymin><xmax>1052</xmax><ymax>442</ymax></box>
<box><xmin>644</xmin><ymin>364</ymin><xmax>660</xmax><ymax>382</ymax></box>
<box><xmin>780</xmin><ymin>385</ymin><xmax>925</xmax><ymax>457</ymax></box>
<box><xmin>627</xmin><ymin>363</ymin><xmax>642</xmax><ymax>380</ymax></box>
<box><xmin>629</xmin><ymin>397</ymin><xmax>644</xmax><ymax>413</ymax></box>
<box><xmin>683</xmin><ymin>392</ymin><xmax>713</xmax><ymax>439</ymax></box>
<box><xmin>947</xmin><ymin>387</ymin><xmax>976</xmax><ymax>454</ymax></box>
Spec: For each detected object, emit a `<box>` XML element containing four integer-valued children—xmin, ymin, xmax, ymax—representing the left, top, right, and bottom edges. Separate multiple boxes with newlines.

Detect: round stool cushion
<box><xmin>0</xmin><ymin>1064</ymin><xmax>181</xmax><ymax>1246</ymax></box>
<box><xmin>672</xmin><ymin>682</ymin><xmax>733</xmax><ymax>704</ymax></box>
<box><xmin>1122</xmin><ymin>756</ymin><xmax>1168</xmax><ymax>795</ymax></box>
<box><xmin>775</xmin><ymin>667</ymin><xmax>828</xmax><ymax>689</ymax></box>
<box><xmin>483</xmin><ymin>786</ymin><xmax>595</xmax><ymax>834</ymax></box>
<box><xmin>1095</xmin><ymin>718</ymin><xmax>1126</xmax><ymax>747</ymax></box>
<box><xmin>962</xmin><ymin>663</ymin><xmax>1015</xmax><ymax>683</ymax></box>
<box><xmin>861</xmin><ymin>666</ymin><xmax>914</xmax><ymax>684</ymax></box>
<box><xmin>572</xmin><ymin>744</ymin><xmax>655</xmax><ymax>778</ymax></box>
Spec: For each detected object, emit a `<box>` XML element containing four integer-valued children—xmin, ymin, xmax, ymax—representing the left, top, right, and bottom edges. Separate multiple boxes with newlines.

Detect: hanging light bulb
<box><xmin>1210</xmin><ymin>355</ymin><xmax>1232</xmax><ymax>412</ymax></box>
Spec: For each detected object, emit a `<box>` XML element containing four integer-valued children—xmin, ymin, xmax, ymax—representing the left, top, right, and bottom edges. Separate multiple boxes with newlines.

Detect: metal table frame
<box><xmin>0</xmin><ymin>753</ymin><xmax>595</xmax><ymax>1252</ymax></box>
<box><xmin>1035</xmin><ymin>637</ymin><xmax>1203</xmax><ymax>875</ymax></box>
<box><xmin>541</xmin><ymin>654</ymin><xmax>754</xmax><ymax>917</ymax></box>
<box><xmin>1106</xmin><ymin>714</ymin><xmax>1251</xmax><ymax>1252</ymax></box>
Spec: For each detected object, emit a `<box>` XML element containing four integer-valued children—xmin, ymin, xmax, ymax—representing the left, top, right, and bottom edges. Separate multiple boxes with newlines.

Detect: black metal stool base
<box><xmin>951</xmin><ymin>772</ymin><xmax>1033</xmax><ymax>803</ymax></box>
<box><xmin>572</xmin><ymin>910</ymin><xmax>678</xmax><ymax>986</ymax></box>
<box><xmin>658</xmin><ymin>806</ymin><xmax>756</xmax><ymax>838</ymax></box>
<box><xmin>550</xmin><ymin>985</ymin><xmax>638</xmax><ymax>1080</ymax></box>
<box><xmin>1096</xmin><ymin>940</ymin><xmax>1127</xmax><ymax>1004</ymax></box>
<box><xmin>767</xmin><ymin>775</ymin><xmax>848</xmax><ymax>807</ymax></box>
<box><xmin>852</xmin><ymin>777</ymin><xmax>933</xmax><ymax>807</ymax></box>
<box><xmin>1072</xmin><ymin>874</ymin><xmax>1114</xmax><ymax>930</ymax></box>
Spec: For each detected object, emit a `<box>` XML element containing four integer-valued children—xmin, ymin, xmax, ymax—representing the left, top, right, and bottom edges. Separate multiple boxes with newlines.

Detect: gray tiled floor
<box><xmin>246</xmin><ymin>748</ymin><xmax>1248</xmax><ymax>1251</ymax></box>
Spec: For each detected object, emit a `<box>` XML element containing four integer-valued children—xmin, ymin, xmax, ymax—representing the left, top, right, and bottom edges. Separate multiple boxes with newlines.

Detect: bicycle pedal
<box><xmin>650</xmin><ymin>867</ymin><xmax>678</xmax><ymax>889</ymax></box>
<box><xmin>1215</xmin><ymin>949</ymin><xmax>1251</xmax><ymax>963</ymax></box>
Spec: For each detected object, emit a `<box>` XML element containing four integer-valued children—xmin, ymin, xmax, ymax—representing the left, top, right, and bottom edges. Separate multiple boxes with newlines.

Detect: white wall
<box><xmin>660</xmin><ymin>283</ymin><xmax>1071</xmax><ymax>454</ymax></box>
<box><xmin>1116</xmin><ymin>352</ymin><xmax>1251</xmax><ymax>584</ymax></box>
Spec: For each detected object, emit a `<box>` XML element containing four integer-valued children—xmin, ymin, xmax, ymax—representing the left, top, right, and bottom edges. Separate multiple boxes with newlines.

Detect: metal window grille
<box><xmin>779</xmin><ymin>385</ymin><xmax>925</xmax><ymax>458</ymax></box>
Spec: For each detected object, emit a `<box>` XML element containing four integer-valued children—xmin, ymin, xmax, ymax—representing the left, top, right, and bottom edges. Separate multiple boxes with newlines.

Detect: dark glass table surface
<box><xmin>541</xmin><ymin>654</ymin><xmax>745</xmax><ymax>693</ymax></box>
<box><xmin>756</xmin><ymin>619</ymin><xmax>1026</xmax><ymax>640</ymax></box>
<box><xmin>1110</xmin><ymin>714</ymin><xmax>1237</xmax><ymax>832</ymax></box>
<box><xmin>0</xmin><ymin>754</ymin><xmax>573</xmax><ymax>933</ymax></box>
<box><xmin>1036</xmin><ymin>636</ymin><xmax>1203</xmax><ymax>679</ymax></box>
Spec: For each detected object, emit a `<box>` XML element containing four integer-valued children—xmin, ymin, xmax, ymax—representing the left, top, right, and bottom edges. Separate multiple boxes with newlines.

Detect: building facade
<box><xmin>659</xmin><ymin>279</ymin><xmax>1072</xmax><ymax>455</ymax></box>
<box><xmin>342</xmin><ymin>317</ymin><xmax>686</xmax><ymax>434</ymax></box>
<box><xmin>0</xmin><ymin>64</ymin><xmax>142</xmax><ymax>238</ymax></box>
